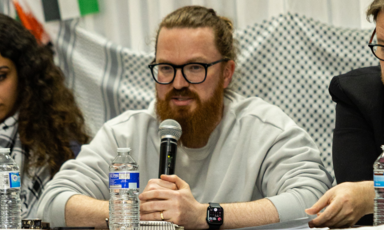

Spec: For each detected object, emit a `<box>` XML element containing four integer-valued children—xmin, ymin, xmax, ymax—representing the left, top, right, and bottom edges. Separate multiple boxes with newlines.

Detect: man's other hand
<box><xmin>142</xmin><ymin>176</ymin><xmax>178</xmax><ymax>193</ymax></box>
<box><xmin>305</xmin><ymin>181</ymin><xmax>374</xmax><ymax>228</ymax></box>
<box><xmin>139</xmin><ymin>175</ymin><xmax>208</xmax><ymax>229</ymax></box>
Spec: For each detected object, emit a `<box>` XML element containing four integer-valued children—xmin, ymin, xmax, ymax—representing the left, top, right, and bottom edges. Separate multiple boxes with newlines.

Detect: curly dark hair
<box><xmin>0</xmin><ymin>14</ymin><xmax>90</xmax><ymax>177</ymax></box>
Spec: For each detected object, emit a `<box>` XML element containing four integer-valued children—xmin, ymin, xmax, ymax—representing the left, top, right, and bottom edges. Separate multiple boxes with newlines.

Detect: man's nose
<box><xmin>172</xmin><ymin>68</ymin><xmax>189</xmax><ymax>89</ymax></box>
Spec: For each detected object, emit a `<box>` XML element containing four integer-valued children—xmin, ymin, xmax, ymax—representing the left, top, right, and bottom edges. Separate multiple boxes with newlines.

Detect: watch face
<box><xmin>207</xmin><ymin>206</ymin><xmax>223</xmax><ymax>224</ymax></box>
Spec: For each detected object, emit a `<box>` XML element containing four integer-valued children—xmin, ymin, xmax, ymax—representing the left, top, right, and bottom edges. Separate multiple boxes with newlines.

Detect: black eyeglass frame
<box><xmin>368</xmin><ymin>28</ymin><xmax>384</xmax><ymax>61</ymax></box>
<box><xmin>148</xmin><ymin>58</ymin><xmax>230</xmax><ymax>85</ymax></box>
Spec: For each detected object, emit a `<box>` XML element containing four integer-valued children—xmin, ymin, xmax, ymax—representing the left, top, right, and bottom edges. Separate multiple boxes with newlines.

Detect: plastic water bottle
<box><xmin>374</xmin><ymin>145</ymin><xmax>384</xmax><ymax>225</ymax></box>
<box><xmin>109</xmin><ymin>147</ymin><xmax>140</xmax><ymax>230</ymax></box>
<box><xmin>0</xmin><ymin>148</ymin><xmax>21</xmax><ymax>229</ymax></box>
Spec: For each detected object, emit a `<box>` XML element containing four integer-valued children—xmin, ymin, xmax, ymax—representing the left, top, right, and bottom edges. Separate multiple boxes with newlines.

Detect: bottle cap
<box><xmin>0</xmin><ymin>148</ymin><xmax>10</xmax><ymax>153</ymax></box>
<box><xmin>117</xmin><ymin>147</ymin><xmax>131</xmax><ymax>153</ymax></box>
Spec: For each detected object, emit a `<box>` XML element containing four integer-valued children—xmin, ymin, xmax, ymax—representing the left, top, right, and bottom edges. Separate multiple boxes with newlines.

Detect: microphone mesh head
<box><xmin>159</xmin><ymin>119</ymin><xmax>182</xmax><ymax>141</ymax></box>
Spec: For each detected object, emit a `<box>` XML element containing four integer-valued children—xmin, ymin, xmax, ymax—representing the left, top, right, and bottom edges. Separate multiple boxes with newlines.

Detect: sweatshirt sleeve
<box><xmin>261</xmin><ymin>124</ymin><xmax>333</xmax><ymax>222</ymax></box>
<box><xmin>36</xmin><ymin>123</ymin><xmax>118</xmax><ymax>227</ymax></box>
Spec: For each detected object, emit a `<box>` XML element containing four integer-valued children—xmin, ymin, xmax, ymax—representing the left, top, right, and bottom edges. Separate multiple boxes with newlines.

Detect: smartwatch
<box><xmin>206</xmin><ymin>202</ymin><xmax>224</xmax><ymax>229</ymax></box>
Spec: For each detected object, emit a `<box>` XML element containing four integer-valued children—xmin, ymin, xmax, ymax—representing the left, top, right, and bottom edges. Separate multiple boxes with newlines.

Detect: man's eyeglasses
<box><xmin>148</xmin><ymin>58</ymin><xmax>230</xmax><ymax>85</ymax></box>
<box><xmin>368</xmin><ymin>28</ymin><xmax>384</xmax><ymax>61</ymax></box>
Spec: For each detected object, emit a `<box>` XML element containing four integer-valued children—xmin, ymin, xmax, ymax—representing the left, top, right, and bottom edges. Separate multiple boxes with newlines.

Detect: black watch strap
<box><xmin>207</xmin><ymin>202</ymin><xmax>223</xmax><ymax>229</ymax></box>
<box><xmin>209</xmin><ymin>224</ymin><xmax>221</xmax><ymax>229</ymax></box>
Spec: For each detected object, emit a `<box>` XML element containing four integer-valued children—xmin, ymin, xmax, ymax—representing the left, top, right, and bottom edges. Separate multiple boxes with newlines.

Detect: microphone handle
<box><xmin>158</xmin><ymin>137</ymin><xmax>178</xmax><ymax>178</ymax></box>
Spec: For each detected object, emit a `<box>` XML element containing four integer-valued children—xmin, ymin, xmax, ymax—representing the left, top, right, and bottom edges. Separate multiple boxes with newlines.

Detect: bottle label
<box><xmin>109</xmin><ymin>171</ymin><xmax>139</xmax><ymax>189</ymax></box>
<box><xmin>374</xmin><ymin>174</ymin><xmax>384</xmax><ymax>187</ymax></box>
<box><xmin>0</xmin><ymin>171</ymin><xmax>20</xmax><ymax>189</ymax></box>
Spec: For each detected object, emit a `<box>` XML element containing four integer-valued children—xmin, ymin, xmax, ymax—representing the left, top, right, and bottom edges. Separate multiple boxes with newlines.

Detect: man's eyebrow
<box><xmin>157</xmin><ymin>57</ymin><xmax>208</xmax><ymax>63</ymax></box>
<box><xmin>186</xmin><ymin>57</ymin><xmax>208</xmax><ymax>62</ymax></box>
<box><xmin>0</xmin><ymin>66</ymin><xmax>9</xmax><ymax>70</ymax></box>
<box><xmin>156</xmin><ymin>59</ymin><xmax>168</xmax><ymax>63</ymax></box>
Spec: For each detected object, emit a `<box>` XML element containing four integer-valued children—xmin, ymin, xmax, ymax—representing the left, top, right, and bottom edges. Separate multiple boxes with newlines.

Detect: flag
<box><xmin>13</xmin><ymin>0</ymin><xmax>50</xmax><ymax>44</ymax></box>
<box><xmin>42</xmin><ymin>0</ymin><xmax>99</xmax><ymax>22</ymax></box>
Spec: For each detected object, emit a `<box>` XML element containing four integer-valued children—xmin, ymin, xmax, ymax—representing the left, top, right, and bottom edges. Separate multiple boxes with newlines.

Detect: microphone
<box><xmin>158</xmin><ymin>119</ymin><xmax>182</xmax><ymax>178</ymax></box>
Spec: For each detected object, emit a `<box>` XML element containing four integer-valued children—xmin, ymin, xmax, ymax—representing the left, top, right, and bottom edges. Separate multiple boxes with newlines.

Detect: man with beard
<box><xmin>37</xmin><ymin>6</ymin><xmax>332</xmax><ymax>229</ymax></box>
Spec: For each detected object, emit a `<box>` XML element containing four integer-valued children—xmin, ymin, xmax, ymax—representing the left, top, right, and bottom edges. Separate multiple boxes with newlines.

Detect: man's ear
<box><xmin>223</xmin><ymin>60</ymin><xmax>235</xmax><ymax>89</ymax></box>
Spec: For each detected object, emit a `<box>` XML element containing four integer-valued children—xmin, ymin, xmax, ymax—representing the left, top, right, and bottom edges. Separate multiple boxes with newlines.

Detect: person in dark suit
<box><xmin>305</xmin><ymin>0</ymin><xmax>384</xmax><ymax>227</ymax></box>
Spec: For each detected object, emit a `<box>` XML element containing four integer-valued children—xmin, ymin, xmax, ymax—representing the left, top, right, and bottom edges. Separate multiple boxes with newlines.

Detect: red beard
<box><xmin>156</xmin><ymin>79</ymin><xmax>224</xmax><ymax>148</ymax></box>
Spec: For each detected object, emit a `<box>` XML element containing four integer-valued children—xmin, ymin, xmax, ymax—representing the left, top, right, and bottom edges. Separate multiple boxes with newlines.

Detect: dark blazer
<box><xmin>329</xmin><ymin>65</ymin><xmax>384</xmax><ymax>225</ymax></box>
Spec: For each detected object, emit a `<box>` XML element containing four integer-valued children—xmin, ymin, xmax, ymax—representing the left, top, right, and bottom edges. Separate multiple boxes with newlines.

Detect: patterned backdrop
<box><xmin>231</xmin><ymin>13</ymin><xmax>378</xmax><ymax>180</ymax></box>
<box><xmin>51</xmin><ymin>13</ymin><xmax>378</xmax><ymax>181</ymax></box>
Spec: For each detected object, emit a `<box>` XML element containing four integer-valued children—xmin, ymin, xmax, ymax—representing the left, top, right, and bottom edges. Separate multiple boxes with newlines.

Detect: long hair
<box><xmin>0</xmin><ymin>14</ymin><xmax>89</xmax><ymax>177</ymax></box>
